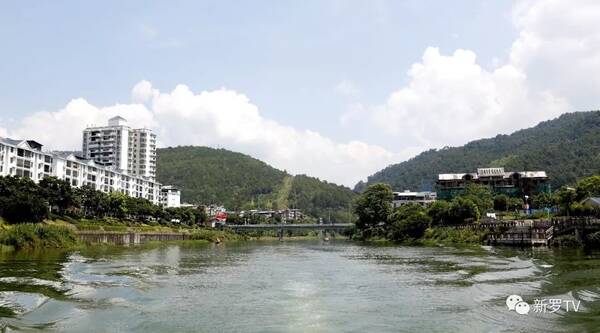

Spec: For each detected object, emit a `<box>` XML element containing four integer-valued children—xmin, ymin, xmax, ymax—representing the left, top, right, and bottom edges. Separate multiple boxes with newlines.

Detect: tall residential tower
<box><xmin>82</xmin><ymin>116</ymin><xmax>157</xmax><ymax>181</ymax></box>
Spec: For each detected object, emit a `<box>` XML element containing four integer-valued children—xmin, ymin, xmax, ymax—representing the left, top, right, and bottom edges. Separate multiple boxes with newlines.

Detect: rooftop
<box><xmin>438</xmin><ymin>169</ymin><xmax>547</xmax><ymax>181</ymax></box>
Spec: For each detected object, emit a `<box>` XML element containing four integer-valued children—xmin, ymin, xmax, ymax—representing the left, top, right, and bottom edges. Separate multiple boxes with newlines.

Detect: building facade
<box><xmin>160</xmin><ymin>186</ymin><xmax>181</xmax><ymax>208</ymax></box>
<box><xmin>392</xmin><ymin>191</ymin><xmax>437</xmax><ymax>208</ymax></box>
<box><xmin>436</xmin><ymin>167</ymin><xmax>550</xmax><ymax>200</ymax></box>
<box><xmin>0</xmin><ymin>137</ymin><xmax>162</xmax><ymax>205</ymax></box>
<box><xmin>0</xmin><ymin>138</ymin><xmax>53</xmax><ymax>182</ymax></box>
<box><xmin>82</xmin><ymin>116</ymin><xmax>157</xmax><ymax>181</ymax></box>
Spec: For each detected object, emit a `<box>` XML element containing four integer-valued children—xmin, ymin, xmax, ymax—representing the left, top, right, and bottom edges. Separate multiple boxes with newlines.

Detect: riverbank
<box><xmin>0</xmin><ymin>219</ymin><xmax>338</xmax><ymax>251</ymax></box>
<box><xmin>0</xmin><ymin>219</ymin><xmax>246</xmax><ymax>250</ymax></box>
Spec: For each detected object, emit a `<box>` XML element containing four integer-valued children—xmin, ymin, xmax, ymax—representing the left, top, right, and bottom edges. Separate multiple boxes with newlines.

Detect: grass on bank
<box><xmin>0</xmin><ymin>217</ymin><xmax>249</xmax><ymax>250</ymax></box>
<box><xmin>0</xmin><ymin>223</ymin><xmax>78</xmax><ymax>250</ymax></box>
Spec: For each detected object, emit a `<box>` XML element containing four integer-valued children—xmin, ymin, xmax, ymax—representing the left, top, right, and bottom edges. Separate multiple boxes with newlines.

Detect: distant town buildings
<box><xmin>82</xmin><ymin>116</ymin><xmax>157</xmax><ymax>181</ymax></box>
<box><xmin>238</xmin><ymin>209</ymin><xmax>305</xmax><ymax>222</ymax></box>
<box><xmin>392</xmin><ymin>191</ymin><xmax>437</xmax><ymax>208</ymax></box>
<box><xmin>0</xmin><ymin>116</ymin><xmax>180</xmax><ymax>208</ymax></box>
<box><xmin>436</xmin><ymin>167</ymin><xmax>550</xmax><ymax>199</ymax></box>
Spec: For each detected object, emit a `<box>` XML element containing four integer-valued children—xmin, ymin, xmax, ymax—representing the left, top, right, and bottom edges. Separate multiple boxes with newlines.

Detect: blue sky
<box><xmin>1</xmin><ymin>1</ymin><xmax>514</xmax><ymax>139</ymax></box>
<box><xmin>1</xmin><ymin>1</ymin><xmax>597</xmax><ymax>186</ymax></box>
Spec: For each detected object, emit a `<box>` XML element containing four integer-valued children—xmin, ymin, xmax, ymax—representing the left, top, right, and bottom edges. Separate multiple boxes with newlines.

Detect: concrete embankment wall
<box><xmin>76</xmin><ymin>231</ymin><xmax>191</xmax><ymax>245</ymax></box>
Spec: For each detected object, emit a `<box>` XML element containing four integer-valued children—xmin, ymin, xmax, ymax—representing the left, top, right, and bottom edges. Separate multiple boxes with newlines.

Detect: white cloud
<box><xmin>334</xmin><ymin>80</ymin><xmax>360</xmax><ymax>97</ymax></box>
<box><xmin>348</xmin><ymin>0</ymin><xmax>597</xmax><ymax>151</ymax></box>
<box><xmin>7</xmin><ymin>83</ymin><xmax>396</xmax><ymax>187</ymax></box>
<box><xmin>370</xmin><ymin>47</ymin><xmax>568</xmax><ymax>148</ymax></box>
<box><xmin>131</xmin><ymin>80</ymin><xmax>158</xmax><ymax>104</ymax></box>
<box><xmin>9</xmin><ymin>98</ymin><xmax>156</xmax><ymax>151</ymax></box>
<box><xmin>510</xmin><ymin>0</ymin><xmax>600</xmax><ymax>110</ymax></box>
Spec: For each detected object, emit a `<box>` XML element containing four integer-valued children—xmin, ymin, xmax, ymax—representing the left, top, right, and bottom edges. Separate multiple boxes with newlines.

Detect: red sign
<box><xmin>215</xmin><ymin>211</ymin><xmax>228</xmax><ymax>222</ymax></box>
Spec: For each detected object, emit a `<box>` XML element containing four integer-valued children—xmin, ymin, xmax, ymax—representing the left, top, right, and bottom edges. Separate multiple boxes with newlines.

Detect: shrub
<box><xmin>422</xmin><ymin>227</ymin><xmax>488</xmax><ymax>244</ymax></box>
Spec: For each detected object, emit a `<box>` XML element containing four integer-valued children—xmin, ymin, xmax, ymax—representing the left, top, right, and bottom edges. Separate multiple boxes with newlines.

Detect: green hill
<box><xmin>156</xmin><ymin>146</ymin><xmax>356</xmax><ymax>222</ymax></box>
<box><xmin>356</xmin><ymin>111</ymin><xmax>600</xmax><ymax>192</ymax></box>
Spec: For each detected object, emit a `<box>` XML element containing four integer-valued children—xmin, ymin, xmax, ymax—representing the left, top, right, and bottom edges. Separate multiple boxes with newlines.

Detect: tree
<box><xmin>531</xmin><ymin>192</ymin><xmax>556</xmax><ymax>209</ymax></box>
<box><xmin>354</xmin><ymin>183</ymin><xmax>393</xmax><ymax>237</ymax></box>
<box><xmin>575</xmin><ymin>175</ymin><xmax>600</xmax><ymax>200</ymax></box>
<box><xmin>461</xmin><ymin>184</ymin><xmax>493</xmax><ymax>214</ymax></box>
<box><xmin>76</xmin><ymin>186</ymin><xmax>108</xmax><ymax>218</ymax></box>
<box><xmin>1</xmin><ymin>192</ymin><xmax>48</xmax><ymax>224</ymax></box>
<box><xmin>557</xmin><ymin>186</ymin><xmax>577</xmax><ymax>215</ymax></box>
<box><xmin>39</xmin><ymin>177</ymin><xmax>75</xmax><ymax>214</ymax></box>
<box><xmin>389</xmin><ymin>203</ymin><xmax>431</xmax><ymax>241</ymax></box>
<box><xmin>0</xmin><ymin>176</ymin><xmax>48</xmax><ymax>224</ymax></box>
<box><xmin>106</xmin><ymin>192</ymin><xmax>128</xmax><ymax>218</ymax></box>
<box><xmin>493</xmin><ymin>194</ymin><xmax>509</xmax><ymax>212</ymax></box>
<box><xmin>447</xmin><ymin>197</ymin><xmax>480</xmax><ymax>224</ymax></box>
<box><xmin>507</xmin><ymin>197</ymin><xmax>523</xmax><ymax>211</ymax></box>
<box><xmin>427</xmin><ymin>200</ymin><xmax>450</xmax><ymax>226</ymax></box>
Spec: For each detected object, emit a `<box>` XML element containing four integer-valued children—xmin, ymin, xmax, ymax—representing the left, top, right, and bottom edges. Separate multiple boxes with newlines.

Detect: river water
<box><xmin>1</xmin><ymin>240</ymin><xmax>599</xmax><ymax>332</ymax></box>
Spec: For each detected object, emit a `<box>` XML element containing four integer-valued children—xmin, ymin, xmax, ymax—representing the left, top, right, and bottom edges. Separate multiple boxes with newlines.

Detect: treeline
<box><xmin>0</xmin><ymin>176</ymin><xmax>207</xmax><ymax>225</ymax></box>
<box><xmin>288</xmin><ymin>175</ymin><xmax>356</xmax><ymax>223</ymax></box>
<box><xmin>353</xmin><ymin>184</ymin><xmax>487</xmax><ymax>242</ymax></box>
<box><xmin>353</xmin><ymin>175</ymin><xmax>600</xmax><ymax>242</ymax></box>
<box><xmin>357</xmin><ymin>111</ymin><xmax>600</xmax><ymax>192</ymax></box>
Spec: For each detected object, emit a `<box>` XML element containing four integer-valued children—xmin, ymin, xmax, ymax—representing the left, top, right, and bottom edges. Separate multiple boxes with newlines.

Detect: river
<box><xmin>1</xmin><ymin>240</ymin><xmax>599</xmax><ymax>332</ymax></box>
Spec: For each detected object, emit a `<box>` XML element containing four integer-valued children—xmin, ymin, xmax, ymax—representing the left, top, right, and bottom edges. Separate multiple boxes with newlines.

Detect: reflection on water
<box><xmin>1</xmin><ymin>241</ymin><xmax>600</xmax><ymax>332</ymax></box>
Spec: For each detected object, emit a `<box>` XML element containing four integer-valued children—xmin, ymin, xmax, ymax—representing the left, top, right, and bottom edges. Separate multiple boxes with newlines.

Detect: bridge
<box><xmin>225</xmin><ymin>223</ymin><xmax>353</xmax><ymax>240</ymax></box>
<box><xmin>225</xmin><ymin>223</ymin><xmax>353</xmax><ymax>231</ymax></box>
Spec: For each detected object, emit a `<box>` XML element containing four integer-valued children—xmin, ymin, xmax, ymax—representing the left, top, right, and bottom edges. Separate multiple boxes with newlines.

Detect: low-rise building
<box><xmin>280</xmin><ymin>209</ymin><xmax>304</xmax><ymax>221</ymax></box>
<box><xmin>160</xmin><ymin>185</ymin><xmax>181</xmax><ymax>208</ymax></box>
<box><xmin>392</xmin><ymin>191</ymin><xmax>437</xmax><ymax>208</ymax></box>
<box><xmin>436</xmin><ymin>167</ymin><xmax>549</xmax><ymax>200</ymax></box>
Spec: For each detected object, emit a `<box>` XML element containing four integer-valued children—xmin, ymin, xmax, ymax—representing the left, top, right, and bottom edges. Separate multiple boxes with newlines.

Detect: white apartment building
<box><xmin>82</xmin><ymin>116</ymin><xmax>157</xmax><ymax>181</ymax></box>
<box><xmin>0</xmin><ymin>137</ymin><xmax>162</xmax><ymax>205</ymax></box>
<box><xmin>160</xmin><ymin>186</ymin><xmax>181</xmax><ymax>208</ymax></box>
<box><xmin>0</xmin><ymin>138</ymin><xmax>54</xmax><ymax>182</ymax></box>
<box><xmin>53</xmin><ymin>153</ymin><xmax>160</xmax><ymax>204</ymax></box>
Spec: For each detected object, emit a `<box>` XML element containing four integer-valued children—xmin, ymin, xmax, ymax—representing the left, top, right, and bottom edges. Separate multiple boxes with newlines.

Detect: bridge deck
<box><xmin>226</xmin><ymin>223</ymin><xmax>353</xmax><ymax>230</ymax></box>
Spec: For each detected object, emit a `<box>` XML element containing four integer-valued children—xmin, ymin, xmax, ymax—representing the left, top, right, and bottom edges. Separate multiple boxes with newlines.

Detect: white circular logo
<box><xmin>506</xmin><ymin>295</ymin><xmax>523</xmax><ymax>310</ymax></box>
<box><xmin>515</xmin><ymin>301</ymin><xmax>530</xmax><ymax>315</ymax></box>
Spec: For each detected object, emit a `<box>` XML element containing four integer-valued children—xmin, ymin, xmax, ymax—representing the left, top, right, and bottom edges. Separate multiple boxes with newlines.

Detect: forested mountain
<box><xmin>356</xmin><ymin>111</ymin><xmax>600</xmax><ymax>192</ymax></box>
<box><xmin>156</xmin><ymin>146</ymin><xmax>356</xmax><ymax>221</ymax></box>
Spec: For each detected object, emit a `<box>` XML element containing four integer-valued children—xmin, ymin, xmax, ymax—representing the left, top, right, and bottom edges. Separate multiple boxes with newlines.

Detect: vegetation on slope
<box><xmin>356</xmin><ymin>111</ymin><xmax>600</xmax><ymax>191</ymax></box>
<box><xmin>289</xmin><ymin>175</ymin><xmax>356</xmax><ymax>223</ymax></box>
<box><xmin>157</xmin><ymin>146</ymin><xmax>287</xmax><ymax>210</ymax></box>
<box><xmin>157</xmin><ymin>146</ymin><xmax>357</xmax><ymax>221</ymax></box>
